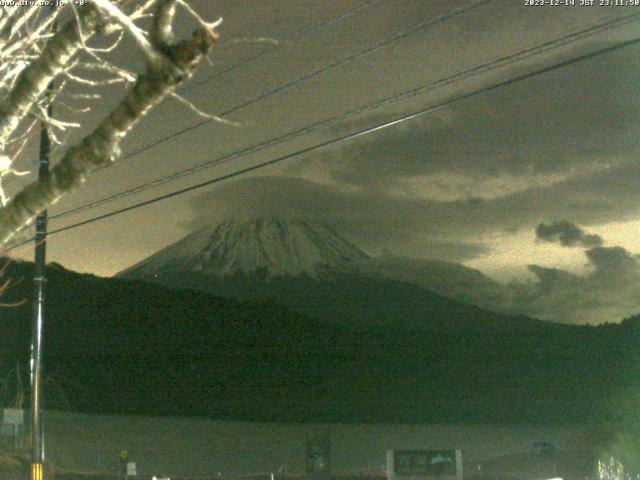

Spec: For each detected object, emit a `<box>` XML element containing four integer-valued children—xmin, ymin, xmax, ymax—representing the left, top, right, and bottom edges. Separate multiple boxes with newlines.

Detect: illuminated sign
<box><xmin>387</xmin><ymin>450</ymin><xmax>462</xmax><ymax>480</ymax></box>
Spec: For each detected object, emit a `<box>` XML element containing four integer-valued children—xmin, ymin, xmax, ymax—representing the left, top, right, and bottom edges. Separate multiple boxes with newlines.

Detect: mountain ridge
<box><xmin>0</xmin><ymin>259</ymin><xmax>637</xmax><ymax>424</ymax></box>
<box><xmin>119</xmin><ymin>217</ymin><xmax>369</xmax><ymax>280</ymax></box>
<box><xmin>117</xmin><ymin>215</ymin><xmax>535</xmax><ymax>329</ymax></box>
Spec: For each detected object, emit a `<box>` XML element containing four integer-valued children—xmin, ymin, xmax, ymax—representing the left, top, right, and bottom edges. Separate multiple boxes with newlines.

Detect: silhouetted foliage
<box><xmin>0</xmin><ymin>261</ymin><xmax>636</xmax><ymax>426</ymax></box>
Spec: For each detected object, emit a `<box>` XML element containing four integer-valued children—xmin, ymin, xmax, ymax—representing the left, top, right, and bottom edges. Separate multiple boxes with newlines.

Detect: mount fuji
<box><xmin>118</xmin><ymin>216</ymin><xmax>529</xmax><ymax>330</ymax></box>
<box><xmin>119</xmin><ymin>216</ymin><xmax>369</xmax><ymax>280</ymax></box>
<box><xmin>1</xmin><ymin>219</ymin><xmax>622</xmax><ymax>422</ymax></box>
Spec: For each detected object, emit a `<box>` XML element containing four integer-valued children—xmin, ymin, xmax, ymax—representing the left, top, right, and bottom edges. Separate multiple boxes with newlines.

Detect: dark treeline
<box><xmin>0</xmin><ymin>260</ymin><xmax>637</xmax><ymax>426</ymax></box>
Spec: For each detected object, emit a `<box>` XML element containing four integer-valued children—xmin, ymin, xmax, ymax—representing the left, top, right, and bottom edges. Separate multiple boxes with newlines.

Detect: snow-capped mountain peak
<box><xmin>118</xmin><ymin>216</ymin><xmax>369</xmax><ymax>279</ymax></box>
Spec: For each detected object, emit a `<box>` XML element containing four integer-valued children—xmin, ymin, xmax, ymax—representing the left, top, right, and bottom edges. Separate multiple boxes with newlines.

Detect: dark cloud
<box><xmin>586</xmin><ymin>246</ymin><xmax>638</xmax><ymax>279</ymax></box>
<box><xmin>503</xmin><ymin>246</ymin><xmax>640</xmax><ymax>324</ymax></box>
<box><xmin>360</xmin><ymin>245</ymin><xmax>640</xmax><ymax>325</ymax></box>
<box><xmin>302</xmin><ymin>44</ymin><xmax>640</xmax><ymax>192</ymax></box>
<box><xmin>187</xmin><ymin>175</ymin><xmax>493</xmax><ymax>262</ymax></box>
<box><xmin>535</xmin><ymin>220</ymin><xmax>603</xmax><ymax>248</ymax></box>
<box><xmin>189</xmin><ymin>163</ymin><xmax>640</xmax><ymax>264</ymax></box>
<box><xmin>488</xmin><ymin>162</ymin><xmax>640</xmax><ymax>230</ymax></box>
<box><xmin>185</xmin><ymin>175</ymin><xmax>640</xmax><ymax>323</ymax></box>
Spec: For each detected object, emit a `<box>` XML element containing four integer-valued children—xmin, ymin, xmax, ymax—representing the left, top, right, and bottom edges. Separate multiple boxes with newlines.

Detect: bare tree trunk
<box><xmin>0</xmin><ymin>2</ymin><xmax>219</xmax><ymax>244</ymax></box>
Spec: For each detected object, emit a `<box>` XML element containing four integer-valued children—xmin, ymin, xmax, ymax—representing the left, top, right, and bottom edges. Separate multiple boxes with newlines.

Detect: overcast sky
<box><xmin>6</xmin><ymin>0</ymin><xmax>640</xmax><ymax>323</ymax></box>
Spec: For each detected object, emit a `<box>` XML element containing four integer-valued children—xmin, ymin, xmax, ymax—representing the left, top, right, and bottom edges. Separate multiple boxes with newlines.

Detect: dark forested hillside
<box><xmin>0</xmin><ymin>260</ymin><xmax>637</xmax><ymax>425</ymax></box>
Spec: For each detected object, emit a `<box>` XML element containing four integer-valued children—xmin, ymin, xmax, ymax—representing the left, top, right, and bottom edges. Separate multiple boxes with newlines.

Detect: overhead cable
<box><xmin>50</xmin><ymin>11</ymin><xmax>640</xmax><ymax>220</ymax></box>
<box><xmin>5</xmin><ymin>34</ymin><xmax>637</xmax><ymax>252</ymax></box>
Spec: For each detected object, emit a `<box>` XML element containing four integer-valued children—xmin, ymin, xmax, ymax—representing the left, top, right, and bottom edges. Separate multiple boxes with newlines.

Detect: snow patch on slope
<box><xmin>119</xmin><ymin>216</ymin><xmax>369</xmax><ymax>279</ymax></box>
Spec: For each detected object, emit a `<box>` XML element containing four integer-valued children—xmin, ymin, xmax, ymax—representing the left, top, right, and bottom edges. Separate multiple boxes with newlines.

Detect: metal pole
<box><xmin>29</xmin><ymin>72</ymin><xmax>53</xmax><ymax>480</ymax></box>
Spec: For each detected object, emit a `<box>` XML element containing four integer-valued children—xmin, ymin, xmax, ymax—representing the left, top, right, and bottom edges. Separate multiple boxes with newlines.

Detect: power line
<box><xmin>44</xmin><ymin>0</ymin><xmax>384</xmax><ymax>163</ymax></box>
<box><xmin>186</xmin><ymin>0</ymin><xmax>387</xmax><ymax>92</ymax></box>
<box><xmin>49</xmin><ymin>11</ymin><xmax>640</xmax><ymax>221</ymax></box>
<box><xmin>91</xmin><ymin>0</ymin><xmax>493</xmax><ymax>174</ymax></box>
<box><xmin>7</xmin><ymin>34</ymin><xmax>638</xmax><ymax>252</ymax></box>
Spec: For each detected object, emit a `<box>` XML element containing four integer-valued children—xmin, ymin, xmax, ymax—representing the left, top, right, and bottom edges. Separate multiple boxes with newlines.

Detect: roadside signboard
<box><xmin>1</xmin><ymin>409</ymin><xmax>25</xmax><ymax>448</ymax></box>
<box><xmin>305</xmin><ymin>429</ymin><xmax>331</xmax><ymax>478</ymax></box>
<box><xmin>3</xmin><ymin>408</ymin><xmax>23</xmax><ymax>426</ymax></box>
<box><xmin>387</xmin><ymin>449</ymin><xmax>462</xmax><ymax>480</ymax></box>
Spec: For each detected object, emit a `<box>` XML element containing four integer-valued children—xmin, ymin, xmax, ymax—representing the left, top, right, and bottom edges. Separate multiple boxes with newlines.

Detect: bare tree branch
<box><xmin>0</xmin><ymin>8</ymin><xmax>219</xmax><ymax>243</ymax></box>
<box><xmin>92</xmin><ymin>0</ymin><xmax>161</xmax><ymax>66</ymax></box>
<box><xmin>151</xmin><ymin>0</ymin><xmax>176</xmax><ymax>48</ymax></box>
<box><xmin>170</xmin><ymin>91</ymin><xmax>240</xmax><ymax>126</ymax></box>
<box><xmin>0</xmin><ymin>5</ymin><xmax>107</xmax><ymax>147</ymax></box>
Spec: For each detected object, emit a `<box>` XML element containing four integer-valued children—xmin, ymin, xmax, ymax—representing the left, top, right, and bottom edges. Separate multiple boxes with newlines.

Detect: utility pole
<box><xmin>29</xmin><ymin>96</ymin><xmax>51</xmax><ymax>480</ymax></box>
<box><xmin>30</xmin><ymin>7</ymin><xmax>55</xmax><ymax>478</ymax></box>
